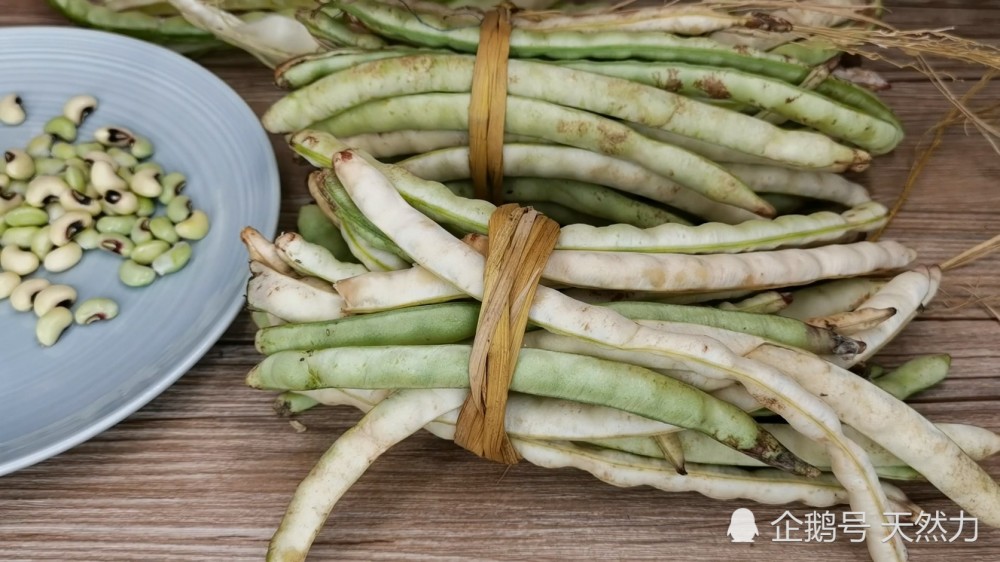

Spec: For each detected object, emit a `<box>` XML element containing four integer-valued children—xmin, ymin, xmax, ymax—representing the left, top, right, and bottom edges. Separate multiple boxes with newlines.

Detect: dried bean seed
<box><xmin>63</xmin><ymin>95</ymin><xmax>97</xmax><ymax>126</ymax></box>
<box><xmin>4</xmin><ymin>206</ymin><xmax>49</xmax><ymax>227</ymax></box>
<box><xmin>0</xmin><ymin>93</ymin><xmax>26</xmax><ymax>126</ymax></box>
<box><xmin>0</xmin><ymin>271</ymin><xmax>20</xmax><ymax>299</ymax></box>
<box><xmin>148</xmin><ymin>216</ymin><xmax>178</xmax><ymax>243</ymax></box>
<box><xmin>166</xmin><ymin>195</ymin><xmax>192</xmax><ymax>223</ymax></box>
<box><xmin>95</xmin><ymin>126</ymin><xmax>135</xmax><ymax>147</ymax></box>
<box><xmin>43</xmin><ymin>116</ymin><xmax>77</xmax><ymax>142</ymax></box>
<box><xmin>74</xmin><ymin>297</ymin><xmax>119</xmax><ymax>325</ymax></box>
<box><xmin>33</xmin><ymin>284</ymin><xmax>76</xmax><ymax>317</ymax></box>
<box><xmin>129</xmin><ymin>168</ymin><xmax>162</xmax><ymax>198</ymax></box>
<box><xmin>26</xmin><ymin>134</ymin><xmax>53</xmax><ymax>158</ymax></box>
<box><xmin>2</xmin><ymin>226</ymin><xmax>39</xmax><ymax>248</ymax></box>
<box><xmin>36</xmin><ymin>307</ymin><xmax>73</xmax><ymax>347</ymax></box>
<box><xmin>31</xmin><ymin>226</ymin><xmax>53</xmax><ymax>258</ymax></box>
<box><xmin>50</xmin><ymin>211</ymin><xmax>93</xmax><ymax>245</ymax></box>
<box><xmin>158</xmin><ymin>172</ymin><xmax>186</xmax><ymax>204</ymax></box>
<box><xmin>10</xmin><ymin>278</ymin><xmax>49</xmax><ymax>311</ymax></box>
<box><xmin>89</xmin><ymin>160</ymin><xmax>125</xmax><ymax>193</ymax></box>
<box><xmin>131</xmin><ymin>239</ymin><xmax>170</xmax><ymax>265</ymax></box>
<box><xmin>73</xmin><ymin>227</ymin><xmax>100</xmax><ymax>250</ymax></box>
<box><xmin>175</xmin><ymin>210</ymin><xmax>209</xmax><ymax>240</ymax></box>
<box><xmin>119</xmin><ymin>259</ymin><xmax>155</xmax><ymax>287</ymax></box>
<box><xmin>136</xmin><ymin>196</ymin><xmax>155</xmax><ymax>217</ymax></box>
<box><xmin>98</xmin><ymin>233</ymin><xmax>134</xmax><ymax>257</ymax></box>
<box><xmin>96</xmin><ymin>215</ymin><xmax>137</xmax><ymax>236</ymax></box>
<box><xmin>25</xmin><ymin>176</ymin><xmax>70</xmax><ymax>207</ymax></box>
<box><xmin>0</xmin><ymin>245</ymin><xmax>39</xmax><ymax>275</ymax></box>
<box><xmin>152</xmin><ymin>242</ymin><xmax>191</xmax><ymax>275</ymax></box>
<box><xmin>50</xmin><ymin>142</ymin><xmax>77</xmax><ymax>161</ymax></box>
<box><xmin>130</xmin><ymin>136</ymin><xmax>154</xmax><ymax>160</ymax></box>
<box><xmin>4</xmin><ymin>150</ymin><xmax>35</xmax><ymax>180</ymax></box>
<box><xmin>44</xmin><ymin>242</ymin><xmax>82</xmax><ymax>272</ymax></box>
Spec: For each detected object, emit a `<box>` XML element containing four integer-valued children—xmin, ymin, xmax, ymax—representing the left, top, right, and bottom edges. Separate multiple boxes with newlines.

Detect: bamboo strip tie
<box><xmin>468</xmin><ymin>4</ymin><xmax>513</xmax><ymax>204</ymax></box>
<box><xmin>454</xmin><ymin>204</ymin><xmax>559</xmax><ymax>464</ymax></box>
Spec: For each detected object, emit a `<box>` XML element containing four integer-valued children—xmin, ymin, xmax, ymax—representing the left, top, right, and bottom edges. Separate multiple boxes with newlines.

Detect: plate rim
<box><xmin>0</xmin><ymin>25</ymin><xmax>280</xmax><ymax>476</ymax></box>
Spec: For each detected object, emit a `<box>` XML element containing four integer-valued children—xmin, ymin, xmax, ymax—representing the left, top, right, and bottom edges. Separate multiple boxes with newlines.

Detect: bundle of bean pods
<box><xmin>54</xmin><ymin>1</ymin><xmax>1000</xmax><ymax>560</ymax></box>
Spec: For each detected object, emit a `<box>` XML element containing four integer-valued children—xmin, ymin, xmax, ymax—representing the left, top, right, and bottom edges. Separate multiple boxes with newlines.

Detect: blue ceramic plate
<box><xmin>0</xmin><ymin>27</ymin><xmax>279</xmax><ymax>475</ymax></box>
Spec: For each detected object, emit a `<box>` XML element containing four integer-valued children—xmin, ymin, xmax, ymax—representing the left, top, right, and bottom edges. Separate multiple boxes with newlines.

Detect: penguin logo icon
<box><xmin>727</xmin><ymin>508</ymin><xmax>759</xmax><ymax>543</ymax></box>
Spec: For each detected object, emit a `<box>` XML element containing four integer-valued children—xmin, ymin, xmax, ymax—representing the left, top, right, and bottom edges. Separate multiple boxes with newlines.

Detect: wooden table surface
<box><xmin>2</xmin><ymin>2</ymin><xmax>1000</xmax><ymax>560</ymax></box>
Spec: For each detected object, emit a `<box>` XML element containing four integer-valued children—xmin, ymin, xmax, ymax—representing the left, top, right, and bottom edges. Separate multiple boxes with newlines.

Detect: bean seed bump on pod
<box><xmin>63</xmin><ymin>95</ymin><xmax>97</xmax><ymax>126</ymax></box>
<box><xmin>44</xmin><ymin>242</ymin><xmax>83</xmax><ymax>273</ymax></box>
<box><xmin>50</xmin><ymin>211</ymin><xmax>94</xmax><ymax>246</ymax></box>
<box><xmin>36</xmin><ymin>307</ymin><xmax>73</xmax><ymax>347</ymax></box>
<box><xmin>33</xmin><ymin>284</ymin><xmax>77</xmax><ymax>318</ymax></box>
<box><xmin>4</xmin><ymin>149</ymin><xmax>35</xmax><ymax>181</ymax></box>
<box><xmin>75</xmin><ymin>297</ymin><xmax>119</xmax><ymax>325</ymax></box>
<box><xmin>95</xmin><ymin>126</ymin><xmax>135</xmax><ymax>148</ymax></box>
<box><xmin>0</xmin><ymin>93</ymin><xmax>26</xmax><ymax>126</ymax></box>
<box><xmin>10</xmin><ymin>278</ymin><xmax>50</xmax><ymax>312</ymax></box>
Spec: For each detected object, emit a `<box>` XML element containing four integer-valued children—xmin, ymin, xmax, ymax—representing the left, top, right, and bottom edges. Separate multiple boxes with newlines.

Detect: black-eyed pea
<box><xmin>25</xmin><ymin>175</ymin><xmax>70</xmax><ymax>207</ymax></box>
<box><xmin>43</xmin><ymin>242</ymin><xmax>83</xmax><ymax>273</ymax></box>
<box><xmin>4</xmin><ymin>149</ymin><xmax>34</xmax><ymax>180</ymax></box>
<box><xmin>63</xmin><ymin>95</ymin><xmax>97</xmax><ymax>126</ymax></box>
<box><xmin>50</xmin><ymin>211</ymin><xmax>93</xmax><ymax>246</ymax></box>
<box><xmin>119</xmin><ymin>259</ymin><xmax>155</xmax><ymax>287</ymax></box>
<box><xmin>33</xmin><ymin>284</ymin><xmax>77</xmax><ymax>317</ymax></box>
<box><xmin>74</xmin><ymin>297</ymin><xmax>119</xmax><ymax>325</ymax></box>
<box><xmin>174</xmin><ymin>210</ymin><xmax>210</xmax><ymax>241</ymax></box>
<box><xmin>0</xmin><ymin>93</ymin><xmax>26</xmax><ymax>126</ymax></box>
<box><xmin>36</xmin><ymin>307</ymin><xmax>73</xmax><ymax>347</ymax></box>
<box><xmin>10</xmin><ymin>278</ymin><xmax>49</xmax><ymax>312</ymax></box>
<box><xmin>43</xmin><ymin>116</ymin><xmax>77</xmax><ymax>142</ymax></box>
<box><xmin>152</xmin><ymin>242</ymin><xmax>191</xmax><ymax>276</ymax></box>
<box><xmin>0</xmin><ymin>271</ymin><xmax>20</xmax><ymax>299</ymax></box>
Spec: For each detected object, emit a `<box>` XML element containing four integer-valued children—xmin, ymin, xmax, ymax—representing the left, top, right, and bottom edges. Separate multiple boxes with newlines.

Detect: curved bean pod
<box><xmin>310</xmin><ymin>93</ymin><xmax>774</xmax><ymax>215</ymax></box>
<box><xmin>265</xmin><ymin>55</ymin><xmax>869</xmax><ymax>174</ymax></box>
<box><xmin>332</xmin><ymin>150</ymin><xmax>909</xmax><ymax>560</ymax></box>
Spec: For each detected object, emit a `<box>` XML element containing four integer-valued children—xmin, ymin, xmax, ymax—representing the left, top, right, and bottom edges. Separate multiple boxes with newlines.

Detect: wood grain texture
<box><xmin>2</xmin><ymin>2</ymin><xmax>1000</xmax><ymax>561</ymax></box>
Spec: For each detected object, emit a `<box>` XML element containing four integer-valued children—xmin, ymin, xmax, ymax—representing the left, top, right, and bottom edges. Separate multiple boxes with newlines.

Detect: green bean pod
<box><xmin>248</xmin><ymin>345</ymin><xmax>817</xmax><ymax>476</ymax></box>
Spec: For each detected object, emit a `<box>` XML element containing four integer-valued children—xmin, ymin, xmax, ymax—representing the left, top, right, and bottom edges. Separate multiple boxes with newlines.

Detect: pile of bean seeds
<box><xmin>0</xmin><ymin>94</ymin><xmax>210</xmax><ymax>346</ymax></box>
